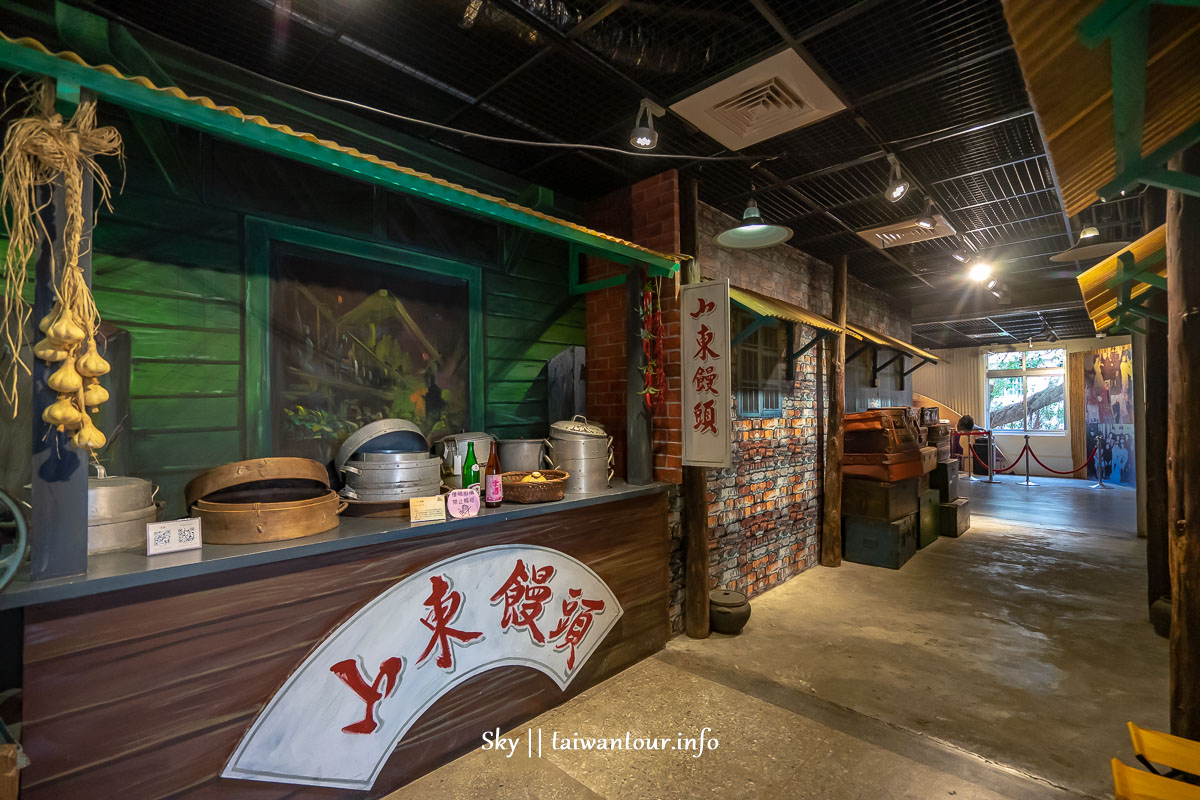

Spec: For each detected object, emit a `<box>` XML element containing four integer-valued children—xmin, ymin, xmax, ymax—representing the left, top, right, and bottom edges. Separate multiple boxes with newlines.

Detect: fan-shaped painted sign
<box><xmin>222</xmin><ymin>544</ymin><xmax>621</xmax><ymax>790</ymax></box>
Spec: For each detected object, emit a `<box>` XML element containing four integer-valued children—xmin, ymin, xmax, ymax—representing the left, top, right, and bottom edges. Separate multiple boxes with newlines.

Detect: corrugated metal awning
<box><xmin>728</xmin><ymin>286</ymin><xmax>857</xmax><ymax>338</ymax></box>
<box><xmin>845</xmin><ymin>323</ymin><xmax>941</xmax><ymax>363</ymax></box>
<box><xmin>1077</xmin><ymin>224</ymin><xmax>1166</xmax><ymax>332</ymax></box>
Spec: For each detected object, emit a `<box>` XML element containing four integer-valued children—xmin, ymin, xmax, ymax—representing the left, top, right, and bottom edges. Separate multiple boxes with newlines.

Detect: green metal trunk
<box><xmin>918</xmin><ymin>488</ymin><xmax>941</xmax><ymax>548</ymax></box>
<box><xmin>843</xmin><ymin>512</ymin><xmax>918</xmax><ymax>570</ymax></box>
<box><xmin>842</xmin><ymin>477</ymin><xmax>919</xmax><ymax>520</ymax></box>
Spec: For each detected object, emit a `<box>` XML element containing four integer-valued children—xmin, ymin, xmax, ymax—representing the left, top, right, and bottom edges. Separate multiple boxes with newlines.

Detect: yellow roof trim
<box><xmin>729</xmin><ymin>285</ymin><xmax>859</xmax><ymax>338</ymax></box>
<box><xmin>1076</xmin><ymin>224</ymin><xmax>1167</xmax><ymax>332</ymax></box>
<box><xmin>0</xmin><ymin>31</ymin><xmax>686</xmax><ymax>266</ymax></box>
<box><xmin>845</xmin><ymin>322</ymin><xmax>941</xmax><ymax>363</ymax></box>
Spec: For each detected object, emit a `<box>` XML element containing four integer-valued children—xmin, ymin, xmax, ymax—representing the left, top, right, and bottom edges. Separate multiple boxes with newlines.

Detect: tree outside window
<box><xmin>986</xmin><ymin>349</ymin><xmax>1066</xmax><ymax>433</ymax></box>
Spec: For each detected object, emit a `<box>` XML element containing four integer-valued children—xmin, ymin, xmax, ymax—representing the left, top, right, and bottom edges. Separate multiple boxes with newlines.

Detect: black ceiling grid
<box><xmin>80</xmin><ymin>0</ymin><xmax>1149</xmax><ymax>337</ymax></box>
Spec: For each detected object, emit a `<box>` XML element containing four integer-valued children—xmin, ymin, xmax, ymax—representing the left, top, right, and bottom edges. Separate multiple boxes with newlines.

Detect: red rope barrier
<box><xmin>1028</xmin><ymin>445</ymin><xmax>1100</xmax><ymax>476</ymax></box>
<box><xmin>967</xmin><ymin>441</ymin><xmax>1026</xmax><ymax>474</ymax></box>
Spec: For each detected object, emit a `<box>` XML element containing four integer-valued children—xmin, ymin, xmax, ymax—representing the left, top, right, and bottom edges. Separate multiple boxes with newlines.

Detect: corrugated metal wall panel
<box><xmin>912</xmin><ymin>348</ymin><xmax>984</xmax><ymax>419</ymax></box>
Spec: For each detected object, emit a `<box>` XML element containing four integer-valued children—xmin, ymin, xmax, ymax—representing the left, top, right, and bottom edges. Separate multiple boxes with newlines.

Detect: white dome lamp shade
<box><xmin>1049</xmin><ymin>226</ymin><xmax>1131</xmax><ymax>262</ymax></box>
<box><xmin>715</xmin><ymin>199</ymin><xmax>793</xmax><ymax>249</ymax></box>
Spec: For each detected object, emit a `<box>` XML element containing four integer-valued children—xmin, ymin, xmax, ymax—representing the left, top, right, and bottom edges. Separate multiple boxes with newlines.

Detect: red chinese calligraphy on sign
<box><xmin>691</xmin><ymin>365</ymin><xmax>718</xmax><ymax>396</ymax></box>
<box><xmin>548</xmin><ymin>588</ymin><xmax>606</xmax><ymax>672</ymax></box>
<box><xmin>693</xmin><ymin>323</ymin><xmax>720</xmax><ymax>362</ymax></box>
<box><xmin>417</xmin><ymin>575</ymin><xmax>483</xmax><ymax>670</ymax></box>
<box><xmin>690</xmin><ymin>297</ymin><xmax>716</xmax><ymax>318</ymax></box>
<box><xmin>328</xmin><ymin>657</ymin><xmax>404</xmax><ymax>735</ymax></box>
<box><xmin>692</xmin><ymin>399</ymin><xmax>718</xmax><ymax>435</ymax></box>
<box><xmin>490</xmin><ymin>559</ymin><xmax>556</xmax><ymax>644</ymax></box>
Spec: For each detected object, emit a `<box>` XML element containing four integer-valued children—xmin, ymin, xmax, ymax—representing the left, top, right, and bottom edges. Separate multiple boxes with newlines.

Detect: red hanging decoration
<box><xmin>638</xmin><ymin>276</ymin><xmax>667</xmax><ymax>413</ymax></box>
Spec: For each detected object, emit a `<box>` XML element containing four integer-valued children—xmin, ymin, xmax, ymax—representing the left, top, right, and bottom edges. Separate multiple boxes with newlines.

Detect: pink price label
<box><xmin>446</xmin><ymin>488</ymin><xmax>480</xmax><ymax>518</ymax></box>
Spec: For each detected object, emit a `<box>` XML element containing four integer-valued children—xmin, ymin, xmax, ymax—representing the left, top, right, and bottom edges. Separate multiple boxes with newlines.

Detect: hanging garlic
<box><xmin>75</xmin><ymin>339</ymin><xmax>110</xmax><ymax>377</ymax></box>
<box><xmin>42</xmin><ymin>395</ymin><xmax>82</xmax><ymax>430</ymax></box>
<box><xmin>72</xmin><ymin>413</ymin><xmax>106</xmax><ymax>451</ymax></box>
<box><xmin>38</xmin><ymin>305</ymin><xmax>60</xmax><ymax>335</ymax></box>
<box><xmin>82</xmin><ymin>378</ymin><xmax>108</xmax><ymax>410</ymax></box>
<box><xmin>33</xmin><ymin>337</ymin><xmax>71</xmax><ymax>362</ymax></box>
<box><xmin>46</xmin><ymin>306</ymin><xmax>86</xmax><ymax>346</ymax></box>
<box><xmin>47</xmin><ymin>358</ymin><xmax>83</xmax><ymax>394</ymax></box>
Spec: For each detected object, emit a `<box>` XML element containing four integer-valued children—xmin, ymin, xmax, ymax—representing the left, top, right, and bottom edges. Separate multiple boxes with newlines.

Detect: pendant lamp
<box><xmin>1049</xmin><ymin>226</ymin><xmax>1131</xmax><ymax>262</ymax></box>
<box><xmin>714</xmin><ymin>199</ymin><xmax>793</xmax><ymax>249</ymax></box>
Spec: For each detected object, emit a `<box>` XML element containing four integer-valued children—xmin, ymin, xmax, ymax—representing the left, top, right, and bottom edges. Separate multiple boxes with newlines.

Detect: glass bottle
<box><xmin>462</xmin><ymin>440</ymin><xmax>480</xmax><ymax>494</ymax></box>
<box><xmin>484</xmin><ymin>442</ymin><xmax>503</xmax><ymax>508</ymax></box>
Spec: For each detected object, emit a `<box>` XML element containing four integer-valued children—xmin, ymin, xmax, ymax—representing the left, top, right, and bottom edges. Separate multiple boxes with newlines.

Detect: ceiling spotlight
<box><xmin>885</xmin><ymin>155</ymin><xmax>909</xmax><ymax>203</ymax></box>
<box><xmin>714</xmin><ymin>198</ymin><xmax>793</xmax><ymax>249</ymax></box>
<box><xmin>951</xmin><ymin>250</ymin><xmax>970</xmax><ymax>263</ymax></box>
<box><xmin>629</xmin><ymin>98</ymin><xmax>664</xmax><ymax>150</ymax></box>
<box><xmin>915</xmin><ymin>197</ymin><xmax>936</xmax><ymax>229</ymax></box>
<box><xmin>968</xmin><ymin>261</ymin><xmax>992</xmax><ymax>281</ymax></box>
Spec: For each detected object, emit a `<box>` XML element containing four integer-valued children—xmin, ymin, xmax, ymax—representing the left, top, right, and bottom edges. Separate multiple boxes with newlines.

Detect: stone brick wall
<box><xmin>663</xmin><ymin>203</ymin><xmax>911</xmax><ymax>635</ymax></box>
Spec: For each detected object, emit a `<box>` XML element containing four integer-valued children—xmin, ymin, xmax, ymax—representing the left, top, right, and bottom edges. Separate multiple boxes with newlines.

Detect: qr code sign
<box><xmin>146</xmin><ymin>518</ymin><xmax>204</xmax><ymax>556</ymax></box>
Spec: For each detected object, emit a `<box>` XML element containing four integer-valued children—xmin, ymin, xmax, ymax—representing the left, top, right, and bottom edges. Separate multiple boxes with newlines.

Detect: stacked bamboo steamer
<box><xmin>545</xmin><ymin>415</ymin><xmax>613</xmax><ymax>494</ymax></box>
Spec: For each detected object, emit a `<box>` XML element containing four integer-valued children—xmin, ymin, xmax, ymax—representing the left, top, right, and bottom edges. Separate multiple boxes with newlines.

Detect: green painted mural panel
<box><xmin>126</xmin><ymin>328</ymin><xmax>240</xmax><ymax>362</ymax></box>
<box><xmin>131</xmin><ymin>396</ymin><xmax>242</xmax><ymax>432</ymax></box>
<box><xmin>93</xmin><ymin>253</ymin><xmax>242</xmax><ymax>303</ymax></box>
<box><xmin>486</xmin><ymin>294</ymin><xmax>584</xmax><ymax>326</ymax></box>
<box><xmin>131</xmin><ymin>362</ymin><xmax>241</xmax><ymax>397</ymax></box>
<box><xmin>93</xmin><ymin>218</ymin><xmax>241</xmax><ymax>271</ymax></box>
<box><xmin>131</xmin><ymin>429</ymin><xmax>241</xmax><ymax>472</ymax></box>
<box><xmin>485</xmin><ymin>317</ymin><xmax>584</xmax><ymax>347</ymax></box>
<box><xmin>486</xmin><ymin>359</ymin><xmax>549</xmax><ymax>382</ymax></box>
<box><xmin>486</xmin><ymin>337</ymin><xmax>576</xmax><ymax>362</ymax></box>
<box><xmin>139</xmin><ymin>468</ymin><xmax>205</xmax><ymax>518</ymax></box>
<box><xmin>489</xmin><ymin>380</ymin><xmax>547</xmax><ymax>404</ymax></box>
<box><xmin>485</xmin><ymin>274</ymin><xmax>568</xmax><ymax>302</ymax></box>
<box><xmin>94</xmin><ymin>289</ymin><xmax>241</xmax><ymax>331</ymax></box>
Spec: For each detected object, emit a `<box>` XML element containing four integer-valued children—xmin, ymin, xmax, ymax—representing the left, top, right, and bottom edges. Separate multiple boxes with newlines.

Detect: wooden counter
<box><xmin>9</xmin><ymin>485</ymin><xmax>669</xmax><ymax>799</ymax></box>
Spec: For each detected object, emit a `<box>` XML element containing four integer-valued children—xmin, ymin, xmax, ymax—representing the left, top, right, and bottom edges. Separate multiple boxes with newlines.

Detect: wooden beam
<box><xmin>1167</xmin><ymin>144</ymin><xmax>1200</xmax><ymax>737</ymax></box>
<box><xmin>680</xmin><ymin>179</ymin><xmax>710</xmax><ymax>639</ymax></box>
<box><xmin>874</xmin><ymin>352</ymin><xmax>903</xmax><ymax>374</ymax></box>
<box><xmin>821</xmin><ymin>256</ymin><xmax>847</xmax><ymax>568</ymax></box>
<box><xmin>731</xmin><ymin>315</ymin><xmax>771</xmax><ymax>348</ymax></box>
<box><xmin>790</xmin><ymin>330</ymin><xmax>829</xmax><ymax>361</ymax></box>
<box><xmin>845</xmin><ymin>343</ymin><xmax>871</xmax><ymax>364</ymax></box>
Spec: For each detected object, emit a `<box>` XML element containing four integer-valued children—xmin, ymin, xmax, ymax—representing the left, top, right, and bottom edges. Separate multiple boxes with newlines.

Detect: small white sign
<box><xmin>146</xmin><ymin>517</ymin><xmax>202</xmax><ymax>555</ymax></box>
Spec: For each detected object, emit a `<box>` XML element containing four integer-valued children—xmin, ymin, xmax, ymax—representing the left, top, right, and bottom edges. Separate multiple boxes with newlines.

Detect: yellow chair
<box><xmin>1113</xmin><ymin>758</ymin><xmax>1200</xmax><ymax>800</ymax></box>
<box><xmin>1129</xmin><ymin>722</ymin><xmax>1200</xmax><ymax>779</ymax></box>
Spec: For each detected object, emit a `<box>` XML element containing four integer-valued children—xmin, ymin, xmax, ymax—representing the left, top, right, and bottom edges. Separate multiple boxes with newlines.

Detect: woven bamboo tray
<box><xmin>501</xmin><ymin>470</ymin><xmax>569</xmax><ymax>503</ymax></box>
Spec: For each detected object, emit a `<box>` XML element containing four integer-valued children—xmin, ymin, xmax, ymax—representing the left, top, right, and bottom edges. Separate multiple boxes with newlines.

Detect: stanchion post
<box><xmin>988</xmin><ymin>430</ymin><xmax>995</xmax><ymax>482</ymax></box>
<box><xmin>1018</xmin><ymin>434</ymin><xmax>1038</xmax><ymax>486</ymax></box>
<box><xmin>1091</xmin><ymin>434</ymin><xmax>1106</xmax><ymax>489</ymax></box>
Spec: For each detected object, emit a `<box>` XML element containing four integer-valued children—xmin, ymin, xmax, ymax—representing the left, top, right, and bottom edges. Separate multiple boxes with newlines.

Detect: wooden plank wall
<box><xmin>20</xmin><ymin>491</ymin><xmax>669</xmax><ymax>800</ymax></box>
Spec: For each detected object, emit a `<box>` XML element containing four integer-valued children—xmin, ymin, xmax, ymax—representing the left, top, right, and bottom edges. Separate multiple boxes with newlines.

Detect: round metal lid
<box><xmin>709</xmin><ymin>589</ymin><xmax>748</xmax><ymax>607</ymax></box>
<box><xmin>335</xmin><ymin>419</ymin><xmax>430</xmax><ymax>472</ymax></box>
<box><xmin>549</xmin><ymin>415</ymin><xmax>607</xmax><ymax>439</ymax></box>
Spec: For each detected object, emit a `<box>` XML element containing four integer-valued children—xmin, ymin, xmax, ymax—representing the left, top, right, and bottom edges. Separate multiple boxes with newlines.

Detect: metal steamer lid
<box><xmin>335</xmin><ymin>419</ymin><xmax>430</xmax><ymax>472</ymax></box>
<box><xmin>549</xmin><ymin>415</ymin><xmax>607</xmax><ymax>439</ymax></box>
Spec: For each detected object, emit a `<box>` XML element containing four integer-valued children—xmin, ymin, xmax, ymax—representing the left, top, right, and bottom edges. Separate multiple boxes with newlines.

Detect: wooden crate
<box><xmin>940</xmin><ymin>497</ymin><xmax>971</xmax><ymax>538</ymax></box>
<box><xmin>930</xmin><ymin>459</ymin><xmax>959</xmax><ymax>502</ymax></box>
<box><xmin>843</xmin><ymin>477</ymin><xmax>919</xmax><ymax>521</ymax></box>
<box><xmin>843</xmin><ymin>513</ymin><xmax>918</xmax><ymax>570</ymax></box>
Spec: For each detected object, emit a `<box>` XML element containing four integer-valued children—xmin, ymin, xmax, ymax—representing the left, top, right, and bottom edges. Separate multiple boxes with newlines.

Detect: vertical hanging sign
<box><xmin>681</xmin><ymin>279</ymin><xmax>731</xmax><ymax>467</ymax></box>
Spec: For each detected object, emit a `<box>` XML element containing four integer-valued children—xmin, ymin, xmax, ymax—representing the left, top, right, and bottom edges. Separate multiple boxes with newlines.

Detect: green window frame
<box><xmin>733</xmin><ymin>309</ymin><xmax>786</xmax><ymax>419</ymax></box>
<box><xmin>243</xmin><ymin>218</ymin><xmax>484</xmax><ymax>457</ymax></box>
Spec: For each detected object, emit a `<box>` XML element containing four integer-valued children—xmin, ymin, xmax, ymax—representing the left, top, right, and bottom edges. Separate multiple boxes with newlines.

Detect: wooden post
<box><xmin>1167</xmin><ymin>145</ymin><xmax>1200</xmax><ymax>736</ymax></box>
<box><xmin>1143</xmin><ymin>188</ymin><xmax>1170</xmax><ymax>632</ymax></box>
<box><xmin>821</xmin><ymin>256</ymin><xmax>847</xmax><ymax>567</ymax></box>
<box><xmin>30</xmin><ymin>175</ymin><xmax>92</xmax><ymax>580</ymax></box>
<box><xmin>680</xmin><ymin>179</ymin><xmax>710</xmax><ymax>638</ymax></box>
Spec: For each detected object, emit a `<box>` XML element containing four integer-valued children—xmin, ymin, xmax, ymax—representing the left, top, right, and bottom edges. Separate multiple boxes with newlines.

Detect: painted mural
<box><xmin>1084</xmin><ymin>344</ymin><xmax>1134</xmax><ymax>486</ymax></box>
<box><xmin>271</xmin><ymin>246</ymin><xmax>471</xmax><ymax>463</ymax></box>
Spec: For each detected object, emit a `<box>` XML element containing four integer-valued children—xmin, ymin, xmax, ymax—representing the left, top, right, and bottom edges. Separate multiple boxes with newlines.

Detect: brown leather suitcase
<box><xmin>843</xmin><ymin>450</ymin><xmax>924</xmax><ymax>482</ymax></box>
<box><xmin>845</xmin><ymin>408</ymin><xmax>919</xmax><ymax>453</ymax></box>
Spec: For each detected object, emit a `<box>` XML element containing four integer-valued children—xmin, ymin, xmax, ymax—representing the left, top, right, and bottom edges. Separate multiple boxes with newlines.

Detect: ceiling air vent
<box><xmin>857</xmin><ymin>215</ymin><xmax>958</xmax><ymax>249</ymax></box>
<box><xmin>670</xmin><ymin>50</ymin><xmax>846</xmax><ymax>150</ymax></box>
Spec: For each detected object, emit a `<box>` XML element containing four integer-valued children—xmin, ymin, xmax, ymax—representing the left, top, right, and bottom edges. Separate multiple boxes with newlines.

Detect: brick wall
<box><xmin>663</xmin><ymin>203</ymin><xmax>911</xmax><ymax>635</ymax></box>
<box><xmin>584</xmin><ymin>171</ymin><xmax>682</xmax><ymax>485</ymax></box>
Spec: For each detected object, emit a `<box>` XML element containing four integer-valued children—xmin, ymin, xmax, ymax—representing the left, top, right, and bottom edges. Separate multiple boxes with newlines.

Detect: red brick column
<box><xmin>584</xmin><ymin>171</ymin><xmax>683</xmax><ymax>484</ymax></box>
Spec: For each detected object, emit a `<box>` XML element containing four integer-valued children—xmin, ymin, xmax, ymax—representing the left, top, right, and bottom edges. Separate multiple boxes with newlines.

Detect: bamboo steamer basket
<box><xmin>186</xmin><ymin>457</ymin><xmax>344</xmax><ymax>545</ymax></box>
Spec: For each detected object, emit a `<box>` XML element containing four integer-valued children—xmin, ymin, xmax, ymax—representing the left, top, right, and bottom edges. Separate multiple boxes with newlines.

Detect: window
<box><xmin>986</xmin><ymin>349</ymin><xmax>1066</xmax><ymax>433</ymax></box>
<box><xmin>733</xmin><ymin>310</ymin><xmax>785</xmax><ymax>418</ymax></box>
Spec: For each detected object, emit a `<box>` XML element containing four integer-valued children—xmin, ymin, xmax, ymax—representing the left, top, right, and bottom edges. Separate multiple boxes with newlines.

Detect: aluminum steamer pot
<box><xmin>544</xmin><ymin>435</ymin><xmax>611</xmax><ymax>461</ymax></box>
<box><xmin>88</xmin><ymin>467</ymin><xmax>159</xmax><ymax>554</ymax></box>
<box><xmin>548</xmin><ymin>415</ymin><xmax>607</xmax><ymax>440</ymax></box>
<box><xmin>498</xmin><ymin>439</ymin><xmax>544</xmax><ymax>473</ymax></box>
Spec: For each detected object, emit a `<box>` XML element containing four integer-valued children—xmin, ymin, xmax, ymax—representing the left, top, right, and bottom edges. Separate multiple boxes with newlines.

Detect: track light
<box><xmin>629</xmin><ymin>98</ymin><xmax>664</xmax><ymax>150</ymax></box>
<box><xmin>951</xmin><ymin>250</ymin><xmax>969</xmax><ymax>263</ymax></box>
<box><xmin>714</xmin><ymin>198</ymin><xmax>793</xmax><ymax>249</ymax></box>
<box><xmin>885</xmin><ymin>155</ymin><xmax>909</xmax><ymax>203</ymax></box>
<box><xmin>968</xmin><ymin>261</ymin><xmax>992</xmax><ymax>281</ymax></box>
<box><xmin>915</xmin><ymin>197</ymin><xmax>936</xmax><ymax>229</ymax></box>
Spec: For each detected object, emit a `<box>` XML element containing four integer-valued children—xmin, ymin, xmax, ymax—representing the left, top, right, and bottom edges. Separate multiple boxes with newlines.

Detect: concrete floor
<box><xmin>386</xmin><ymin>498</ymin><xmax>1162</xmax><ymax>800</ymax></box>
<box><xmin>964</xmin><ymin>475</ymin><xmax>1137</xmax><ymax>537</ymax></box>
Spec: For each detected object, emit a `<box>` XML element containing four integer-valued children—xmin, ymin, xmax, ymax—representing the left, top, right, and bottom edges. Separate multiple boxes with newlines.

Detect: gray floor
<box><xmin>387</xmin><ymin>497</ymin><xmax>1161</xmax><ymax>800</ymax></box>
<box><xmin>963</xmin><ymin>474</ymin><xmax>1137</xmax><ymax>537</ymax></box>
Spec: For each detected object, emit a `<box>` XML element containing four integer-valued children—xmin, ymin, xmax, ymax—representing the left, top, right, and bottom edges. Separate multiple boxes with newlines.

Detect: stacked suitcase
<box><xmin>923</xmin><ymin>406</ymin><xmax>971</xmax><ymax>538</ymax></box>
<box><xmin>841</xmin><ymin>408</ymin><xmax>929</xmax><ymax>569</ymax></box>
